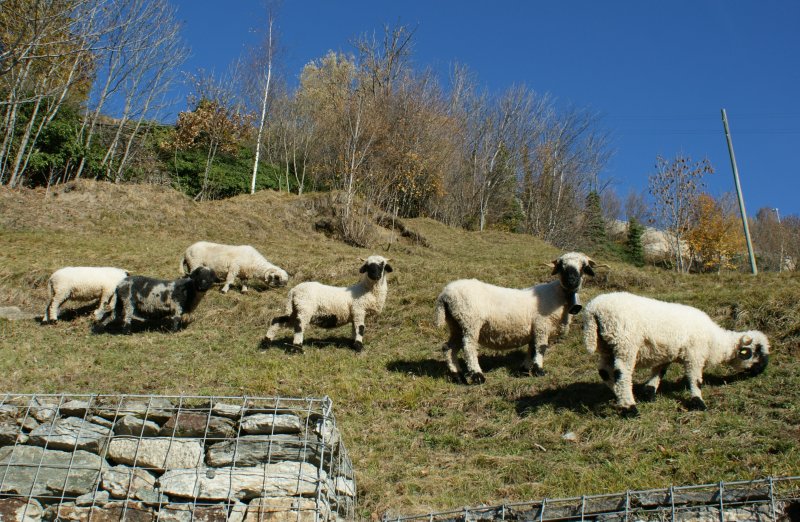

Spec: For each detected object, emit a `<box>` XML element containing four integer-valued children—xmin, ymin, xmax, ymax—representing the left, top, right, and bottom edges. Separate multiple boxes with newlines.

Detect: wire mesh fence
<box><xmin>0</xmin><ymin>393</ymin><xmax>356</xmax><ymax>521</ymax></box>
<box><xmin>385</xmin><ymin>476</ymin><xmax>800</xmax><ymax>522</ymax></box>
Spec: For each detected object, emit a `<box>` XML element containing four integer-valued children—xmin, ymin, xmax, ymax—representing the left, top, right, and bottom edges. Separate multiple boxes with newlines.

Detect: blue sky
<box><xmin>173</xmin><ymin>1</ymin><xmax>800</xmax><ymax>217</ymax></box>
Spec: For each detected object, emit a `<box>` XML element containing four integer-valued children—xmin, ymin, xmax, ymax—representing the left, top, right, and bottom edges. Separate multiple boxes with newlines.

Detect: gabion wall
<box><xmin>0</xmin><ymin>393</ymin><xmax>356</xmax><ymax>521</ymax></box>
<box><xmin>386</xmin><ymin>476</ymin><xmax>800</xmax><ymax>522</ymax></box>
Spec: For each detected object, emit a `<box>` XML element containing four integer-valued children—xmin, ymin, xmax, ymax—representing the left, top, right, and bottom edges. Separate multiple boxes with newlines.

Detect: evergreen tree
<box><xmin>584</xmin><ymin>190</ymin><xmax>606</xmax><ymax>245</ymax></box>
<box><xmin>627</xmin><ymin>216</ymin><xmax>645</xmax><ymax>266</ymax></box>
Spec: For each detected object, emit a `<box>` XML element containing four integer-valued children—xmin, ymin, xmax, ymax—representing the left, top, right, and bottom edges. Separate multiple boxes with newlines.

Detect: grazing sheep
<box><xmin>100</xmin><ymin>267</ymin><xmax>219</xmax><ymax>333</ymax></box>
<box><xmin>583</xmin><ymin>291</ymin><xmax>770</xmax><ymax>416</ymax></box>
<box><xmin>44</xmin><ymin>267</ymin><xmax>129</xmax><ymax>322</ymax></box>
<box><xmin>181</xmin><ymin>241</ymin><xmax>289</xmax><ymax>293</ymax></box>
<box><xmin>434</xmin><ymin>252</ymin><xmax>600</xmax><ymax>384</ymax></box>
<box><xmin>265</xmin><ymin>255</ymin><xmax>393</xmax><ymax>352</ymax></box>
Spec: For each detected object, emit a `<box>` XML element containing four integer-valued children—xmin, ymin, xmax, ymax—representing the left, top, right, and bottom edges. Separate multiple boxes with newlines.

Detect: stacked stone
<box><xmin>0</xmin><ymin>395</ymin><xmax>356</xmax><ymax>521</ymax></box>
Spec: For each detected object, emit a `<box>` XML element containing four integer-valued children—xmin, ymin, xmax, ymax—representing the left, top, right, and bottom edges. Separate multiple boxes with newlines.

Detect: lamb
<box><xmin>434</xmin><ymin>252</ymin><xmax>600</xmax><ymax>384</ymax></box>
<box><xmin>99</xmin><ymin>267</ymin><xmax>219</xmax><ymax>333</ymax></box>
<box><xmin>181</xmin><ymin>241</ymin><xmax>289</xmax><ymax>294</ymax></box>
<box><xmin>583</xmin><ymin>291</ymin><xmax>770</xmax><ymax>416</ymax></box>
<box><xmin>43</xmin><ymin>267</ymin><xmax>129</xmax><ymax>322</ymax></box>
<box><xmin>264</xmin><ymin>255</ymin><xmax>393</xmax><ymax>352</ymax></box>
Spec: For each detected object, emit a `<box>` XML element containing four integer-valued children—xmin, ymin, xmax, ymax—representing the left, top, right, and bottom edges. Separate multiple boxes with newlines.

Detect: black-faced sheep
<box><xmin>434</xmin><ymin>252</ymin><xmax>600</xmax><ymax>384</ymax></box>
<box><xmin>264</xmin><ymin>255</ymin><xmax>393</xmax><ymax>352</ymax></box>
<box><xmin>583</xmin><ymin>291</ymin><xmax>770</xmax><ymax>416</ymax></box>
<box><xmin>181</xmin><ymin>241</ymin><xmax>289</xmax><ymax>294</ymax></box>
<box><xmin>100</xmin><ymin>267</ymin><xmax>219</xmax><ymax>333</ymax></box>
<box><xmin>44</xmin><ymin>267</ymin><xmax>129</xmax><ymax>322</ymax></box>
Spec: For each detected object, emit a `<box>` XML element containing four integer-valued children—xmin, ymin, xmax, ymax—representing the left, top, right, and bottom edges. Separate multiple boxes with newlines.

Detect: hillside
<box><xmin>1</xmin><ymin>181</ymin><xmax>799</xmax><ymax>518</ymax></box>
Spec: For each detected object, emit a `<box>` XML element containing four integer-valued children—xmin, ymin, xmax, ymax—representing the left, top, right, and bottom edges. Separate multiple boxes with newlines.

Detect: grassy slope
<box><xmin>1</xmin><ymin>181</ymin><xmax>798</xmax><ymax>518</ymax></box>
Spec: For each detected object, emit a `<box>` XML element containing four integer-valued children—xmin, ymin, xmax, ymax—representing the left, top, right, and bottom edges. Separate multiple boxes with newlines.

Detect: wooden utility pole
<box><xmin>721</xmin><ymin>108</ymin><xmax>757</xmax><ymax>274</ymax></box>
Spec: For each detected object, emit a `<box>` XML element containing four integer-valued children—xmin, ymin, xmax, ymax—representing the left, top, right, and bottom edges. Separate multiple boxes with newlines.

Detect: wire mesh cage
<box><xmin>0</xmin><ymin>393</ymin><xmax>356</xmax><ymax>521</ymax></box>
<box><xmin>385</xmin><ymin>476</ymin><xmax>800</xmax><ymax>522</ymax></box>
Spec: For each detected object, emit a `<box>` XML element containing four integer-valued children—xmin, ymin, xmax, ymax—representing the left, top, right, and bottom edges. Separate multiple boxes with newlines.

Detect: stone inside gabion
<box><xmin>0</xmin><ymin>394</ymin><xmax>356</xmax><ymax>521</ymax></box>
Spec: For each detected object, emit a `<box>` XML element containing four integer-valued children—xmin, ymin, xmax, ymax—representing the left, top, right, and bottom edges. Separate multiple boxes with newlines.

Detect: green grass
<box><xmin>1</xmin><ymin>180</ymin><xmax>799</xmax><ymax>518</ymax></box>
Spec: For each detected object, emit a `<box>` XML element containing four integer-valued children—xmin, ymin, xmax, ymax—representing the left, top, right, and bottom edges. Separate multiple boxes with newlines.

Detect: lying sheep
<box><xmin>44</xmin><ymin>267</ymin><xmax>129</xmax><ymax>322</ymax></box>
<box><xmin>100</xmin><ymin>267</ymin><xmax>219</xmax><ymax>333</ymax></box>
<box><xmin>434</xmin><ymin>252</ymin><xmax>600</xmax><ymax>384</ymax></box>
<box><xmin>583</xmin><ymin>291</ymin><xmax>770</xmax><ymax>416</ymax></box>
<box><xmin>265</xmin><ymin>256</ymin><xmax>393</xmax><ymax>352</ymax></box>
<box><xmin>182</xmin><ymin>241</ymin><xmax>289</xmax><ymax>294</ymax></box>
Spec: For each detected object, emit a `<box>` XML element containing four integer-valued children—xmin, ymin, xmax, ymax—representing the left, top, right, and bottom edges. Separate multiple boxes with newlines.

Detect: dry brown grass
<box><xmin>2</xmin><ymin>180</ymin><xmax>799</xmax><ymax>518</ymax></box>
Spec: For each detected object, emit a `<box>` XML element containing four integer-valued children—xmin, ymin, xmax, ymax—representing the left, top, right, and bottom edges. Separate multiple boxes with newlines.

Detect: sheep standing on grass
<box><xmin>265</xmin><ymin>255</ymin><xmax>393</xmax><ymax>353</ymax></box>
<box><xmin>583</xmin><ymin>291</ymin><xmax>770</xmax><ymax>417</ymax></box>
<box><xmin>99</xmin><ymin>267</ymin><xmax>219</xmax><ymax>333</ymax></box>
<box><xmin>43</xmin><ymin>267</ymin><xmax>129</xmax><ymax>322</ymax></box>
<box><xmin>182</xmin><ymin>241</ymin><xmax>289</xmax><ymax>294</ymax></box>
<box><xmin>434</xmin><ymin>252</ymin><xmax>600</xmax><ymax>384</ymax></box>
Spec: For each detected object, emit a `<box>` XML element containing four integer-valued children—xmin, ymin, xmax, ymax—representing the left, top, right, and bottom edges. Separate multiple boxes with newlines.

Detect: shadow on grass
<box><xmin>259</xmin><ymin>335</ymin><xmax>360</xmax><ymax>354</ymax></box>
<box><xmin>515</xmin><ymin>381</ymin><xmax>615</xmax><ymax>416</ymax></box>
<box><xmin>387</xmin><ymin>351</ymin><xmax>527</xmax><ymax>381</ymax></box>
<box><xmin>39</xmin><ymin>303</ymin><xmax>96</xmax><ymax>324</ymax></box>
<box><xmin>91</xmin><ymin>319</ymin><xmax>190</xmax><ymax>335</ymax></box>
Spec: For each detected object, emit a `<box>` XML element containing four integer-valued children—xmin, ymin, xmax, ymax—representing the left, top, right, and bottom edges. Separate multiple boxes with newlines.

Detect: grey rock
<box><xmin>0</xmin><ymin>498</ymin><xmax>44</xmax><ymax>521</ymax></box>
<box><xmin>107</xmin><ymin>437</ymin><xmax>204</xmax><ymax>472</ymax></box>
<box><xmin>335</xmin><ymin>476</ymin><xmax>356</xmax><ymax>497</ymax></box>
<box><xmin>101</xmin><ymin>464</ymin><xmax>157</xmax><ymax>498</ymax></box>
<box><xmin>211</xmin><ymin>402</ymin><xmax>244</xmax><ymax>419</ymax></box>
<box><xmin>244</xmin><ymin>496</ymin><xmax>328</xmax><ymax>522</ymax></box>
<box><xmin>206</xmin><ymin>434</ymin><xmax>323</xmax><ymax>468</ymax></box>
<box><xmin>159</xmin><ymin>461</ymin><xmax>326</xmax><ymax>501</ymax></box>
<box><xmin>76</xmin><ymin>489</ymin><xmax>111</xmax><ymax>506</ymax></box>
<box><xmin>313</xmin><ymin>416</ymin><xmax>341</xmax><ymax>447</ymax></box>
<box><xmin>29</xmin><ymin>416</ymin><xmax>112</xmax><ymax>453</ymax></box>
<box><xmin>94</xmin><ymin>398</ymin><xmax>175</xmax><ymax>423</ymax></box>
<box><xmin>114</xmin><ymin>415</ymin><xmax>161</xmax><ymax>437</ymax></box>
<box><xmin>239</xmin><ymin>413</ymin><xmax>302</xmax><ymax>435</ymax></box>
<box><xmin>0</xmin><ymin>306</ymin><xmax>37</xmax><ymax>320</ymax></box>
<box><xmin>133</xmin><ymin>488</ymin><xmax>169</xmax><ymax>506</ymax></box>
<box><xmin>60</xmin><ymin>399</ymin><xmax>91</xmax><ymax>418</ymax></box>
<box><xmin>16</xmin><ymin>416</ymin><xmax>38</xmax><ymax>432</ymax></box>
<box><xmin>0</xmin><ymin>420</ymin><xmax>19</xmax><ymax>446</ymax></box>
<box><xmin>0</xmin><ymin>445</ymin><xmax>107</xmax><ymax>497</ymax></box>
<box><xmin>45</xmin><ymin>501</ymin><xmax>155</xmax><ymax>521</ymax></box>
<box><xmin>159</xmin><ymin>503</ymin><xmax>235</xmax><ymax>522</ymax></box>
<box><xmin>160</xmin><ymin>412</ymin><xmax>235</xmax><ymax>439</ymax></box>
<box><xmin>89</xmin><ymin>415</ymin><xmax>115</xmax><ymax>428</ymax></box>
<box><xmin>0</xmin><ymin>404</ymin><xmax>19</xmax><ymax>419</ymax></box>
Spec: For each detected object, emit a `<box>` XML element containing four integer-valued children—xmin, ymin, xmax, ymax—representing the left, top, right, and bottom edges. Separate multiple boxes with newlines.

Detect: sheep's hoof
<box><xmin>687</xmin><ymin>397</ymin><xmax>707</xmax><ymax>411</ymax></box>
<box><xmin>641</xmin><ymin>385</ymin><xmax>657</xmax><ymax>402</ymax></box>
<box><xmin>528</xmin><ymin>365</ymin><xmax>546</xmax><ymax>377</ymax></box>
<box><xmin>352</xmin><ymin>340</ymin><xmax>364</xmax><ymax>352</ymax></box>
<box><xmin>469</xmin><ymin>372</ymin><xmax>486</xmax><ymax>385</ymax></box>
<box><xmin>619</xmin><ymin>405</ymin><xmax>639</xmax><ymax>418</ymax></box>
<box><xmin>449</xmin><ymin>372</ymin><xmax>469</xmax><ymax>385</ymax></box>
<box><xmin>287</xmin><ymin>344</ymin><xmax>305</xmax><ymax>354</ymax></box>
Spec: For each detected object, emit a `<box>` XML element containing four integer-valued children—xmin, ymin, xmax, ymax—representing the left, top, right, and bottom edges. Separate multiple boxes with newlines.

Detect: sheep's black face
<box><xmin>735</xmin><ymin>332</ymin><xmax>770</xmax><ymax>376</ymax></box>
<box><xmin>551</xmin><ymin>252</ymin><xmax>597</xmax><ymax>294</ymax></box>
<box><xmin>265</xmin><ymin>269</ymin><xmax>289</xmax><ymax>287</ymax></box>
<box><xmin>359</xmin><ymin>257</ymin><xmax>392</xmax><ymax>281</ymax></box>
<box><xmin>190</xmin><ymin>267</ymin><xmax>219</xmax><ymax>292</ymax></box>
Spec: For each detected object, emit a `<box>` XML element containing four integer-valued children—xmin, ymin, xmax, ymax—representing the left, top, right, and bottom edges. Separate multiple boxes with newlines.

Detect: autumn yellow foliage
<box><xmin>687</xmin><ymin>193</ymin><xmax>745</xmax><ymax>272</ymax></box>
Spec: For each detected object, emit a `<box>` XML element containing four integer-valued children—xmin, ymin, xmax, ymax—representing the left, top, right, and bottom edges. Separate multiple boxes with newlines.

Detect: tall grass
<box><xmin>1</xmin><ymin>180</ymin><xmax>799</xmax><ymax>518</ymax></box>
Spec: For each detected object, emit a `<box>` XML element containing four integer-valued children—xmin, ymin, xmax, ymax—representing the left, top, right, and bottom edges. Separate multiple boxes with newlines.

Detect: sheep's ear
<box><xmin>384</xmin><ymin>263</ymin><xmax>393</xmax><ymax>273</ymax></box>
<box><xmin>549</xmin><ymin>260</ymin><xmax>560</xmax><ymax>275</ymax></box>
<box><xmin>583</xmin><ymin>264</ymin><xmax>596</xmax><ymax>277</ymax></box>
<box><xmin>359</xmin><ymin>264</ymin><xmax>367</xmax><ymax>273</ymax></box>
<box><xmin>738</xmin><ymin>347</ymin><xmax>753</xmax><ymax>360</ymax></box>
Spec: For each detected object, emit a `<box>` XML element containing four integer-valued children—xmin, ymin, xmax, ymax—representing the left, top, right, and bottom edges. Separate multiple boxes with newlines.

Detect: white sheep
<box><xmin>264</xmin><ymin>255</ymin><xmax>393</xmax><ymax>352</ymax></box>
<box><xmin>434</xmin><ymin>252</ymin><xmax>600</xmax><ymax>384</ymax></box>
<box><xmin>181</xmin><ymin>241</ymin><xmax>289</xmax><ymax>293</ymax></box>
<box><xmin>43</xmin><ymin>266</ymin><xmax>129</xmax><ymax>322</ymax></box>
<box><xmin>583</xmin><ymin>291</ymin><xmax>770</xmax><ymax>416</ymax></box>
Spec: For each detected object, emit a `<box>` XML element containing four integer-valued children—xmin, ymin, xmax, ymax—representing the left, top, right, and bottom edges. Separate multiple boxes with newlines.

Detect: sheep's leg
<box><xmin>461</xmin><ymin>333</ymin><xmax>485</xmax><ymax>385</ymax></box>
<box><xmin>46</xmin><ymin>291</ymin><xmax>69</xmax><ymax>322</ymax></box>
<box><xmin>612</xmin><ymin>355</ymin><xmax>638</xmax><ymax>417</ymax></box>
<box><xmin>523</xmin><ymin>343</ymin><xmax>548</xmax><ymax>376</ymax></box>
<box><xmin>351</xmin><ymin>311</ymin><xmax>366</xmax><ymax>352</ymax></box>
<box><xmin>291</xmin><ymin>313</ymin><xmax>309</xmax><ymax>353</ymax></box>
<box><xmin>94</xmin><ymin>290</ymin><xmax>114</xmax><ymax>321</ymax></box>
<box><xmin>683</xmin><ymin>362</ymin><xmax>706</xmax><ymax>411</ymax></box>
<box><xmin>642</xmin><ymin>364</ymin><xmax>669</xmax><ymax>402</ymax></box>
<box><xmin>597</xmin><ymin>352</ymin><xmax>615</xmax><ymax>391</ymax></box>
<box><xmin>221</xmin><ymin>265</ymin><xmax>238</xmax><ymax>294</ymax></box>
